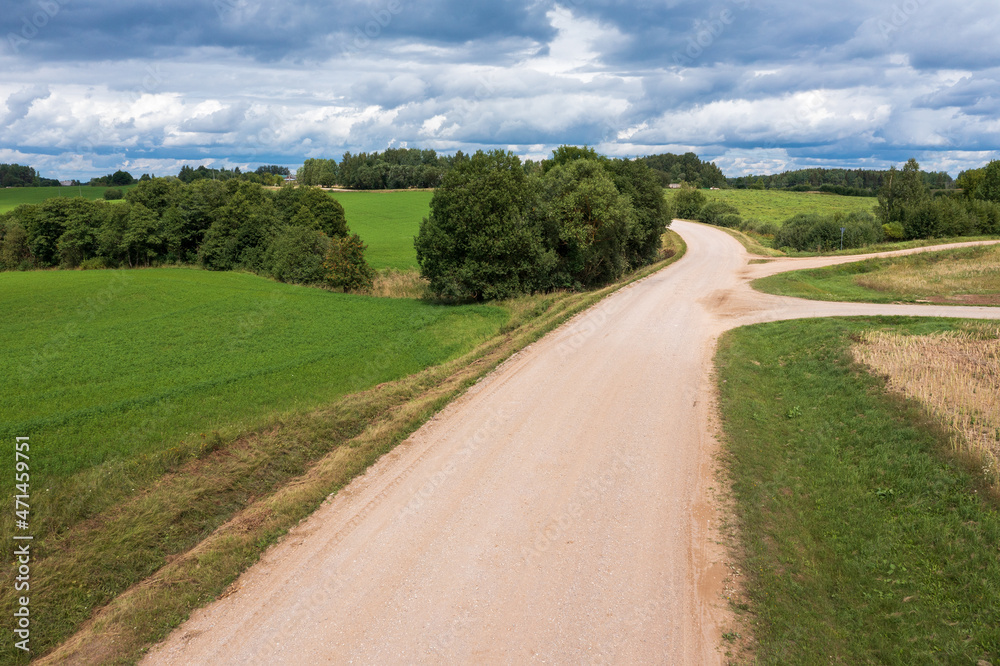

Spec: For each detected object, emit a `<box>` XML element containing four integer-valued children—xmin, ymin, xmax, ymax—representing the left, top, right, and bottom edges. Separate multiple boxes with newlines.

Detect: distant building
<box><xmin>668</xmin><ymin>183</ymin><xmax>682</xmax><ymax>189</ymax></box>
<box><xmin>284</xmin><ymin>175</ymin><xmax>297</xmax><ymax>183</ymax></box>
<box><xmin>60</xmin><ymin>180</ymin><xmax>74</xmax><ymax>187</ymax></box>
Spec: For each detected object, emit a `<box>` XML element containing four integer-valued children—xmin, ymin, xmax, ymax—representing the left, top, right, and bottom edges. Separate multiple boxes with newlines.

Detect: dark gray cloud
<box><xmin>2</xmin><ymin>0</ymin><xmax>1000</xmax><ymax>180</ymax></box>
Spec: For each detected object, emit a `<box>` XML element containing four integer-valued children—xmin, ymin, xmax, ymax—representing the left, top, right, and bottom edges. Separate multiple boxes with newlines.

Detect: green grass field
<box><xmin>716</xmin><ymin>317</ymin><xmax>1000</xmax><ymax>664</ymax></box>
<box><xmin>666</xmin><ymin>188</ymin><xmax>878</xmax><ymax>225</ymax></box>
<box><xmin>332</xmin><ymin>190</ymin><xmax>432</xmax><ymax>270</ymax></box>
<box><xmin>753</xmin><ymin>244</ymin><xmax>1000</xmax><ymax>304</ymax></box>
<box><xmin>0</xmin><ymin>185</ymin><xmax>136</xmax><ymax>213</ymax></box>
<box><xmin>0</xmin><ymin>268</ymin><xmax>504</xmax><ymax>487</ymax></box>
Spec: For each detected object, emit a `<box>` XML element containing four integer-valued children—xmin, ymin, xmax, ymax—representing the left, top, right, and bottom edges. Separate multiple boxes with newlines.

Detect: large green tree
<box><xmin>876</xmin><ymin>158</ymin><xmax>929</xmax><ymax>228</ymax></box>
<box><xmin>415</xmin><ymin>150</ymin><xmax>550</xmax><ymax>300</ymax></box>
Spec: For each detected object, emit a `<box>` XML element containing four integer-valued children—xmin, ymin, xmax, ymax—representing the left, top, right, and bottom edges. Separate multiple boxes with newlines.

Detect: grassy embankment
<box><xmin>2</xmin><ymin>213</ymin><xmax>684</xmax><ymax>663</ymax></box>
<box><xmin>716</xmin><ymin>317</ymin><xmax>1000</xmax><ymax>664</ymax></box>
<box><xmin>0</xmin><ymin>185</ymin><xmax>136</xmax><ymax>213</ymax></box>
<box><xmin>754</xmin><ymin>244</ymin><xmax>1000</xmax><ymax>305</ymax></box>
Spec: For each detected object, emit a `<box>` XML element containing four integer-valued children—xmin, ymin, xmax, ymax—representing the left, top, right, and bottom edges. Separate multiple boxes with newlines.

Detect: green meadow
<box><xmin>666</xmin><ymin>188</ymin><xmax>878</xmax><ymax>225</ymax></box>
<box><xmin>0</xmin><ymin>185</ymin><xmax>136</xmax><ymax>213</ymax></box>
<box><xmin>0</xmin><ymin>268</ymin><xmax>504</xmax><ymax>486</ymax></box>
<box><xmin>332</xmin><ymin>190</ymin><xmax>433</xmax><ymax>270</ymax></box>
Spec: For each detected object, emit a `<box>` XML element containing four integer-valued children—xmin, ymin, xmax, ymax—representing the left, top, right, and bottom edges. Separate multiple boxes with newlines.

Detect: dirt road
<box><xmin>144</xmin><ymin>222</ymin><xmax>1000</xmax><ymax>665</ymax></box>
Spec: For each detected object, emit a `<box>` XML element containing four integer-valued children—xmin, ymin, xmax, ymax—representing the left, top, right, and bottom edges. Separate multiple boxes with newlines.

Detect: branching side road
<box><xmin>143</xmin><ymin>222</ymin><xmax>1000</xmax><ymax>665</ymax></box>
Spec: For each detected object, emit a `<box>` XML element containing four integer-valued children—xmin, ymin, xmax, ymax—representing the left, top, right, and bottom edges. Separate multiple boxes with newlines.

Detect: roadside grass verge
<box><xmin>332</xmin><ymin>190</ymin><xmax>433</xmax><ymax>270</ymax></box>
<box><xmin>716</xmin><ymin>317</ymin><xmax>1000</xmax><ymax>664</ymax></box>
<box><xmin>753</xmin><ymin>244</ymin><xmax>1000</xmax><ymax>305</ymax></box>
<box><xmin>17</xmin><ymin>232</ymin><xmax>684</xmax><ymax>665</ymax></box>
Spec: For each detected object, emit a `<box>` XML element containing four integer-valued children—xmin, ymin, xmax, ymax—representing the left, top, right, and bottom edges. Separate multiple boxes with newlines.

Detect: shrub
<box><xmin>324</xmin><ymin>233</ymin><xmax>375</xmax><ymax>292</ymax></box>
<box><xmin>673</xmin><ymin>186</ymin><xmax>707</xmax><ymax>219</ymax></box>
<box><xmin>265</xmin><ymin>226</ymin><xmax>332</xmax><ymax>284</ymax></box>
<box><xmin>79</xmin><ymin>257</ymin><xmax>108</xmax><ymax>270</ymax></box>
<box><xmin>882</xmin><ymin>222</ymin><xmax>905</xmax><ymax>240</ymax></box>
<box><xmin>774</xmin><ymin>212</ymin><xmax>883</xmax><ymax>251</ymax></box>
<box><xmin>0</xmin><ymin>220</ymin><xmax>32</xmax><ymax>270</ymax></box>
<box><xmin>699</xmin><ymin>200</ymin><xmax>740</xmax><ymax>226</ymax></box>
<box><xmin>103</xmin><ymin>188</ymin><xmax>124</xmax><ymax>200</ymax></box>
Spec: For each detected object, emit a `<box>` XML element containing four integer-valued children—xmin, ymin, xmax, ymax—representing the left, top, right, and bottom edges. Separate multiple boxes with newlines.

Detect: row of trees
<box><xmin>0</xmin><ymin>179</ymin><xmax>374</xmax><ymax>290</ymax></box>
<box><xmin>0</xmin><ymin>164</ymin><xmax>60</xmax><ymax>187</ymax></box>
<box><xmin>640</xmin><ymin>152</ymin><xmax>727</xmax><ymax>189</ymax></box>
<box><xmin>297</xmin><ymin>148</ymin><xmax>461</xmax><ymax>190</ymax></box>
<box><xmin>176</xmin><ymin>164</ymin><xmax>289</xmax><ymax>186</ymax></box>
<box><xmin>727</xmin><ymin>167</ymin><xmax>955</xmax><ymax>194</ymax></box>
<box><xmin>687</xmin><ymin>158</ymin><xmax>1000</xmax><ymax>251</ymax></box>
<box><xmin>414</xmin><ymin>148</ymin><xmax>671</xmax><ymax>300</ymax></box>
<box><xmin>875</xmin><ymin>158</ymin><xmax>1000</xmax><ymax>240</ymax></box>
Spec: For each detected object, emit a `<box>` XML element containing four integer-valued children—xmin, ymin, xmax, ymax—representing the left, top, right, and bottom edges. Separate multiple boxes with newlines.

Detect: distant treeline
<box><xmin>687</xmin><ymin>158</ymin><xmax>1000</xmax><ymax>251</ymax></box>
<box><xmin>639</xmin><ymin>152</ymin><xmax>727</xmax><ymax>189</ymax></box>
<box><xmin>297</xmin><ymin>148</ymin><xmax>461</xmax><ymax>189</ymax></box>
<box><xmin>0</xmin><ymin>179</ymin><xmax>372</xmax><ymax>289</ymax></box>
<box><xmin>727</xmin><ymin>167</ymin><xmax>955</xmax><ymax>196</ymax></box>
<box><xmin>0</xmin><ymin>163</ymin><xmax>60</xmax><ymax>187</ymax></box>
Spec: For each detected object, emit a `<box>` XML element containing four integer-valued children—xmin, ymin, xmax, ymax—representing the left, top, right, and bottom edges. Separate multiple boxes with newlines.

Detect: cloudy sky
<box><xmin>2</xmin><ymin>0</ymin><xmax>999</xmax><ymax>180</ymax></box>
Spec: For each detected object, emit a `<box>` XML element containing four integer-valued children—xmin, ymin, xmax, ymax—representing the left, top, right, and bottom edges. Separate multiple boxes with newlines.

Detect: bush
<box><xmin>773</xmin><ymin>212</ymin><xmax>884</xmax><ymax>251</ymax></box>
<box><xmin>103</xmin><ymin>188</ymin><xmax>124</xmax><ymax>200</ymax></box>
<box><xmin>673</xmin><ymin>186</ymin><xmax>707</xmax><ymax>219</ymax></box>
<box><xmin>699</xmin><ymin>201</ymin><xmax>740</xmax><ymax>226</ymax></box>
<box><xmin>324</xmin><ymin>233</ymin><xmax>374</xmax><ymax>292</ymax></box>
<box><xmin>265</xmin><ymin>226</ymin><xmax>332</xmax><ymax>284</ymax></box>
<box><xmin>79</xmin><ymin>257</ymin><xmax>108</xmax><ymax>270</ymax></box>
<box><xmin>0</xmin><ymin>220</ymin><xmax>32</xmax><ymax>270</ymax></box>
<box><xmin>740</xmin><ymin>218</ymin><xmax>778</xmax><ymax>237</ymax></box>
<box><xmin>882</xmin><ymin>222</ymin><xmax>905</xmax><ymax>240</ymax></box>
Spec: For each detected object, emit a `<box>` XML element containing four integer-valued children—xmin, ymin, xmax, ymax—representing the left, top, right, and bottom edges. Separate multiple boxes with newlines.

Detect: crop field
<box><xmin>0</xmin><ymin>185</ymin><xmax>135</xmax><ymax>213</ymax></box>
<box><xmin>332</xmin><ymin>190</ymin><xmax>433</xmax><ymax>270</ymax></box>
<box><xmin>666</xmin><ymin>188</ymin><xmax>877</xmax><ymax>225</ymax></box>
<box><xmin>0</xmin><ymin>267</ymin><xmax>504</xmax><ymax>501</ymax></box>
<box><xmin>754</xmin><ymin>244</ymin><xmax>1000</xmax><ymax>304</ymax></box>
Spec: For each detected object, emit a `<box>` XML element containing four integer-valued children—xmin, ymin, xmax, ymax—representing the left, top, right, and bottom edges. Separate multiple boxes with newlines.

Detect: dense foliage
<box><xmin>414</xmin><ymin>148</ymin><xmax>672</xmax><ymax>300</ymax></box>
<box><xmin>640</xmin><ymin>152</ymin><xmax>727</xmax><ymax>188</ymax></box>
<box><xmin>876</xmin><ymin>158</ymin><xmax>1000</xmax><ymax>240</ymax></box>
<box><xmin>0</xmin><ymin>179</ymin><xmax>371</xmax><ymax>287</ymax></box>
<box><xmin>298</xmin><ymin>148</ymin><xmax>462</xmax><ymax>190</ymax></box>
<box><xmin>773</xmin><ymin>211</ymin><xmax>884</xmax><ymax>251</ymax></box>
<box><xmin>728</xmin><ymin>166</ymin><xmax>954</xmax><ymax>194</ymax></box>
<box><xmin>0</xmin><ymin>163</ymin><xmax>60</xmax><ymax>187</ymax></box>
<box><xmin>175</xmin><ymin>164</ymin><xmax>287</xmax><ymax>186</ymax></box>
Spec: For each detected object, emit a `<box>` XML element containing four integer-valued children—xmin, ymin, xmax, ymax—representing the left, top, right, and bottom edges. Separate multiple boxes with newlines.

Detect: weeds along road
<box><xmin>143</xmin><ymin>222</ymin><xmax>1000</xmax><ymax>666</ymax></box>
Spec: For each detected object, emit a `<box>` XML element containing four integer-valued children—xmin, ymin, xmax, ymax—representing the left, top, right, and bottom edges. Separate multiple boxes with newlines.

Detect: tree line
<box><xmin>639</xmin><ymin>152</ymin><xmax>727</xmax><ymax>189</ymax></box>
<box><xmin>414</xmin><ymin>147</ymin><xmax>672</xmax><ymax>300</ymax></box>
<box><xmin>0</xmin><ymin>179</ymin><xmax>374</xmax><ymax>290</ymax></box>
<box><xmin>297</xmin><ymin>148</ymin><xmax>461</xmax><ymax>190</ymax></box>
<box><xmin>683</xmin><ymin>158</ymin><xmax>1000</xmax><ymax>251</ymax></box>
<box><xmin>727</xmin><ymin>167</ymin><xmax>955</xmax><ymax>195</ymax></box>
<box><xmin>0</xmin><ymin>164</ymin><xmax>60</xmax><ymax>187</ymax></box>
